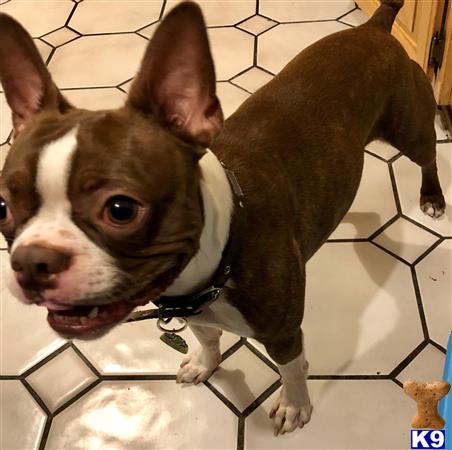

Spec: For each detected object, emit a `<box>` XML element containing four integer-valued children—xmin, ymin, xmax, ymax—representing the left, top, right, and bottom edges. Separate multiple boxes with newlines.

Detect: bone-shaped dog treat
<box><xmin>403</xmin><ymin>380</ymin><xmax>450</xmax><ymax>429</ymax></box>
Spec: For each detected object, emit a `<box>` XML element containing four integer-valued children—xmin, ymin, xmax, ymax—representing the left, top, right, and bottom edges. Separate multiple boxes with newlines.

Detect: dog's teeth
<box><xmin>88</xmin><ymin>307</ymin><xmax>99</xmax><ymax>319</ymax></box>
<box><xmin>80</xmin><ymin>316</ymin><xmax>88</xmax><ymax>325</ymax></box>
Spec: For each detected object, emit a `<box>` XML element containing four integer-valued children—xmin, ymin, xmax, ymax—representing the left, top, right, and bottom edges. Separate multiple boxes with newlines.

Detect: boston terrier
<box><xmin>0</xmin><ymin>0</ymin><xmax>445</xmax><ymax>435</ymax></box>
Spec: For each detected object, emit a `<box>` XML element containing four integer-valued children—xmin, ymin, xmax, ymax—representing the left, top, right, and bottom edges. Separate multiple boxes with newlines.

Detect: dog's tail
<box><xmin>365</xmin><ymin>0</ymin><xmax>404</xmax><ymax>32</ymax></box>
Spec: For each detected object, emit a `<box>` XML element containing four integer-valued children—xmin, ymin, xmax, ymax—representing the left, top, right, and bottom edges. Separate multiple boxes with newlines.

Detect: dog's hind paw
<box><xmin>176</xmin><ymin>348</ymin><xmax>221</xmax><ymax>385</ymax></box>
<box><xmin>420</xmin><ymin>193</ymin><xmax>446</xmax><ymax>220</ymax></box>
<box><xmin>269</xmin><ymin>392</ymin><xmax>312</xmax><ymax>436</ymax></box>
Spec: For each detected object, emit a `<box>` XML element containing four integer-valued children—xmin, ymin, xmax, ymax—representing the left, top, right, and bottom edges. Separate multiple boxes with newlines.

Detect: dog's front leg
<box><xmin>265</xmin><ymin>329</ymin><xmax>312</xmax><ymax>435</ymax></box>
<box><xmin>176</xmin><ymin>324</ymin><xmax>222</xmax><ymax>384</ymax></box>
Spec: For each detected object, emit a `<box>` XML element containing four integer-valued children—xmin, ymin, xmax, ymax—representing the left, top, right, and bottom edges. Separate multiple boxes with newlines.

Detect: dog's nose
<box><xmin>11</xmin><ymin>245</ymin><xmax>70</xmax><ymax>290</ymax></box>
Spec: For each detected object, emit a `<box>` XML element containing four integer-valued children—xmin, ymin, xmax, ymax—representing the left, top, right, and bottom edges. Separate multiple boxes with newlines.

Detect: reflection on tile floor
<box><xmin>0</xmin><ymin>1</ymin><xmax>450</xmax><ymax>449</ymax></box>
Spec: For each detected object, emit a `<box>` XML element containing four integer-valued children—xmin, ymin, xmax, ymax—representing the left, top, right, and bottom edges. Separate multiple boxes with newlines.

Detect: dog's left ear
<box><xmin>127</xmin><ymin>1</ymin><xmax>223</xmax><ymax>150</ymax></box>
<box><xmin>0</xmin><ymin>13</ymin><xmax>71</xmax><ymax>134</ymax></box>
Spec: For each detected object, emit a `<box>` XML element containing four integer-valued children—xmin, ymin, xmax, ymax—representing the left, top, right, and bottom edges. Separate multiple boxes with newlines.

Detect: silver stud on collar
<box><xmin>224</xmin><ymin>265</ymin><xmax>231</xmax><ymax>275</ymax></box>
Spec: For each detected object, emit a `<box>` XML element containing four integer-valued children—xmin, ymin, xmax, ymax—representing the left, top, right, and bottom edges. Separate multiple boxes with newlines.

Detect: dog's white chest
<box><xmin>187</xmin><ymin>287</ymin><xmax>254</xmax><ymax>338</ymax></box>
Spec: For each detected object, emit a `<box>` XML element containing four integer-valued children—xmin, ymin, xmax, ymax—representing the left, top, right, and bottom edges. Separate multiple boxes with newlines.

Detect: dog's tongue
<box><xmin>47</xmin><ymin>300</ymin><xmax>136</xmax><ymax>336</ymax></box>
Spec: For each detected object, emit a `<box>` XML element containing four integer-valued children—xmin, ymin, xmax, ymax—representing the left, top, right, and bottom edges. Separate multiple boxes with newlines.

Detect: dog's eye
<box><xmin>0</xmin><ymin>197</ymin><xmax>12</xmax><ymax>225</ymax></box>
<box><xmin>103</xmin><ymin>195</ymin><xmax>140</xmax><ymax>225</ymax></box>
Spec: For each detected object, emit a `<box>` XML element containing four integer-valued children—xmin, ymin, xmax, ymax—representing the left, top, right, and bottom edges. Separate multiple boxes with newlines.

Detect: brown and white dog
<box><xmin>0</xmin><ymin>0</ymin><xmax>445</xmax><ymax>435</ymax></box>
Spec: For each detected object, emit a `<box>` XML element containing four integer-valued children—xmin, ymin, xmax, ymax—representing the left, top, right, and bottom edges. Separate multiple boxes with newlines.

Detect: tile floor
<box><xmin>0</xmin><ymin>1</ymin><xmax>451</xmax><ymax>449</ymax></box>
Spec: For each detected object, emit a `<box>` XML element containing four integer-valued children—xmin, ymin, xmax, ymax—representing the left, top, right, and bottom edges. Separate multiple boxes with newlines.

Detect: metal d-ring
<box><xmin>157</xmin><ymin>317</ymin><xmax>188</xmax><ymax>333</ymax></box>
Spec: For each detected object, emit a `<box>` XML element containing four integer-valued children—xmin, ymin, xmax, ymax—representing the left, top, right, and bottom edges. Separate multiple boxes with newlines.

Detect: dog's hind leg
<box><xmin>265</xmin><ymin>328</ymin><xmax>312</xmax><ymax>436</ymax></box>
<box><xmin>383</xmin><ymin>61</ymin><xmax>445</xmax><ymax>219</ymax></box>
<box><xmin>176</xmin><ymin>324</ymin><xmax>222</xmax><ymax>384</ymax></box>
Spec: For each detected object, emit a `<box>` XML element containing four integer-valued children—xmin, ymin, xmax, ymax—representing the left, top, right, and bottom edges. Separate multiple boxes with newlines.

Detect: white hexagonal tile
<box><xmin>0</xmin><ymin>380</ymin><xmax>47</xmax><ymax>450</ymax></box>
<box><xmin>366</xmin><ymin>140</ymin><xmax>399</xmax><ymax>161</ymax></box>
<box><xmin>26</xmin><ymin>348</ymin><xmax>97</xmax><ymax>412</ymax></box>
<box><xmin>393</xmin><ymin>142</ymin><xmax>451</xmax><ymax>236</ymax></box>
<box><xmin>397</xmin><ymin>344</ymin><xmax>446</xmax><ymax>384</ymax></box>
<box><xmin>373</xmin><ymin>218</ymin><xmax>439</xmax><ymax>263</ymax></box>
<box><xmin>48</xmin><ymin>34</ymin><xmax>148</xmax><ymax>88</ymax></box>
<box><xmin>70</xmin><ymin>0</ymin><xmax>162</xmax><ymax>34</ymax></box>
<box><xmin>46</xmin><ymin>380</ymin><xmax>237</xmax><ymax>449</ymax></box>
<box><xmin>62</xmin><ymin>88</ymin><xmax>126</xmax><ymax>111</ymax></box>
<box><xmin>304</xmin><ymin>242</ymin><xmax>423</xmax><ymax>375</ymax></box>
<box><xmin>41</xmin><ymin>27</ymin><xmax>80</xmax><ymax>47</ymax></box>
<box><xmin>237</xmin><ymin>14</ymin><xmax>277</xmax><ymax>35</ymax></box>
<box><xmin>340</xmin><ymin>8</ymin><xmax>369</xmax><ymax>27</ymax></box>
<box><xmin>259</xmin><ymin>0</ymin><xmax>355</xmax><ymax>22</ymax></box>
<box><xmin>0</xmin><ymin>93</ymin><xmax>13</xmax><ymax>145</ymax></box>
<box><xmin>209</xmin><ymin>346</ymin><xmax>280</xmax><ymax>411</ymax></box>
<box><xmin>166</xmin><ymin>0</ymin><xmax>255</xmax><ymax>26</ymax></box>
<box><xmin>330</xmin><ymin>154</ymin><xmax>397</xmax><ymax>239</ymax></box>
<box><xmin>416</xmin><ymin>240</ymin><xmax>451</xmax><ymax>348</ymax></box>
<box><xmin>208</xmin><ymin>28</ymin><xmax>254</xmax><ymax>80</ymax></box>
<box><xmin>1</xmin><ymin>1</ymin><xmax>73</xmax><ymax>37</ymax></box>
<box><xmin>245</xmin><ymin>380</ymin><xmax>412</xmax><ymax>449</ymax></box>
<box><xmin>258</xmin><ymin>21</ymin><xmax>350</xmax><ymax>74</ymax></box>
<box><xmin>0</xmin><ymin>253</ymin><xmax>67</xmax><ymax>375</ymax></box>
<box><xmin>75</xmin><ymin>320</ymin><xmax>239</xmax><ymax>375</ymax></box>
<box><xmin>216</xmin><ymin>82</ymin><xmax>250</xmax><ymax>118</ymax></box>
<box><xmin>232</xmin><ymin>67</ymin><xmax>273</xmax><ymax>93</ymax></box>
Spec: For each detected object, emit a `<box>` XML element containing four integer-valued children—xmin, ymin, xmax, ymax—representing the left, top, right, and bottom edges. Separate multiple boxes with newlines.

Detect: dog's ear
<box><xmin>0</xmin><ymin>13</ymin><xmax>71</xmax><ymax>134</ymax></box>
<box><xmin>127</xmin><ymin>1</ymin><xmax>223</xmax><ymax>150</ymax></box>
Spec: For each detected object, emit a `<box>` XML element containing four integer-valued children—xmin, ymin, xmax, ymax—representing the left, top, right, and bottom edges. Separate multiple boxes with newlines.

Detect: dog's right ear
<box><xmin>0</xmin><ymin>14</ymin><xmax>71</xmax><ymax>134</ymax></box>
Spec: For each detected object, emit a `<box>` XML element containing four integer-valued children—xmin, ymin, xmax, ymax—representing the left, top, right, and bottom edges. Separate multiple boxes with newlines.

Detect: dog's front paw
<box><xmin>269</xmin><ymin>389</ymin><xmax>312</xmax><ymax>436</ymax></box>
<box><xmin>176</xmin><ymin>348</ymin><xmax>221</xmax><ymax>385</ymax></box>
<box><xmin>420</xmin><ymin>193</ymin><xmax>446</xmax><ymax>219</ymax></box>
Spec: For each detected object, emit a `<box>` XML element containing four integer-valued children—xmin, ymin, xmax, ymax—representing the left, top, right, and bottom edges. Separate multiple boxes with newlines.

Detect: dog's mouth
<box><xmin>45</xmin><ymin>271</ymin><xmax>176</xmax><ymax>337</ymax></box>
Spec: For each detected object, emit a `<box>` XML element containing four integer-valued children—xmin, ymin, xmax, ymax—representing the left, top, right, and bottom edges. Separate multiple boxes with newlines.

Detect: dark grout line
<box><xmin>370</xmin><ymin>240</ymin><xmax>411</xmax><ymax>266</ymax></box>
<box><xmin>70</xmin><ymin>342</ymin><xmax>102</xmax><ymax>378</ymax></box>
<box><xmin>159</xmin><ymin>0</ymin><xmax>168</xmax><ymax>20</ymax></box>
<box><xmin>61</xmin><ymin>85</ymin><xmax>117</xmax><ymax>91</ymax></box>
<box><xmin>388</xmin><ymin>162</ymin><xmax>403</xmax><ymax>215</ymax></box>
<box><xmin>437</xmin><ymin>138</ymin><xmax>452</xmax><ymax>143</ymax></box>
<box><xmin>53</xmin><ymin>378</ymin><xmax>102</xmax><ymax>416</ymax></box>
<box><xmin>242</xmin><ymin>379</ymin><xmax>282</xmax><ymax>417</ymax></box>
<box><xmin>64</xmin><ymin>1</ymin><xmax>79</xmax><ymax>27</ymax></box>
<box><xmin>243</xmin><ymin>340</ymin><xmax>279</xmax><ymax>374</ymax></box>
<box><xmin>412</xmin><ymin>236</ymin><xmax>445</xmax><ymax>266</ymax></box>
<box><xmin>367</xmin><ymin>214</ymin><xmax>399</xmax><ymax>241</ymax></box>
<box><xmin>428</xmin><ymin>339</ymin><xmax>447</xmax><ymax>354</ymax></box>
<box><xmin>255</xmin><ymin>0</ymin><xmax>259</xmax><ymax>15</ymax></box>
<box><xmin>45</xmin><ymin>48</ymin><xmax>57</xmax><ymax>66</ymax></box>
<box><xmin>400</xmin><ymin>214</ymin><xmax>445</xmax><ymax>239</ymax></box>
<box><xmin>325</xmin><ymin>238</ymin><xmax>368</xmax><ymax>243</ymax></box>
<box><xmin>38</xmin><ymin>416</ymin><xmax>53</xmax><ymax>450</ymax></box>
<box><xmin>392</xmin><ymin>378</ymin><xmax>404</xmax><ymax>388</ymax></box>
<box><xmin>204</xmin><ymin>380</ymin><xmax>242</xmax><ymax>417</ymax></box>
<box><xmin>364</xmin><ymin>149</ymin><xmax>392</xmax><ymax>163</ymax></box>
<box><xmin>308</xmin><ymin>374</ymin><xmax>391</xmax><ymax>380</ymax></box>
<box><xmin>237</xmin><ymin>416</ymin><xmax>245</xmax><ymax>450</ymax></box>
<box><xmin>410</xmin><ymin>266</ymin><xmax>430</xmax><ymax>340</ymax></box>
<box><xmin>255</xmin><ymin>65</ymin><xmax>275</xmax><ymax>76</ymax></box>
<box><xmin>21</xmin><ymin>342</ymin><xmax>71</xmax><ymax>379</ymax></box>
<box><xmin>336</xmin><ymin>6</ymin><xmax>358</xmax><ymax>21</ymax></box>
<box><xmin>388</xmin><ymin>340</ymin><xmax>429</xmax><ymax>378</ymax></box>
<box><xmin>21</xmin><ymin>378</ymin><xmax>51</xmax><ymax>415</ymax></box>
<box><xmin>253</xmin><ymin>35</ymin><xmax>258</xmax><ymax>66</ymax></box>
<box><xmin>221</xmin><ymin>338</ymin><xmax>245</xmax><ymax>363</ymax></box>
<box><xmin>101</xmin><ymin>374</ymin><xmax>177</xmax><ymax>381</ymax></box>
<box><xmin>229</xmin><ymin>81</ymin><xmax>253</xmax><ymax>96</ymax></box>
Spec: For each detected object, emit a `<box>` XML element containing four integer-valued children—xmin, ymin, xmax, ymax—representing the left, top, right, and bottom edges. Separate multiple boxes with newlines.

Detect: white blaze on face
<box><xmin>8</xmin><ymin>127</ymin><xmax>120</xmax><ymax>305</ymax></box>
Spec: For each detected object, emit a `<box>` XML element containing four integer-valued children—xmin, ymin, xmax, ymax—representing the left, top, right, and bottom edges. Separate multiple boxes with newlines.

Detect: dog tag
<box><xmin>160</xmin><ymin>332</ymin><xmax>189</xmax><ymax>354</ymax></box>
